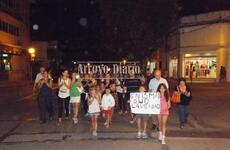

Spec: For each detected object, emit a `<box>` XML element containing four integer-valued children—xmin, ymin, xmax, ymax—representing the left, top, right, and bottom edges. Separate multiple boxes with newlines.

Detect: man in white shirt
<box><xmin>34</xmin><ymin>67</ymin><xmax>45</xmax><ymax>84</ymax></box>
<box><xmin>33</xmin><ymin>67</ymin><xmax>45</xmax><ymax>94</ymax></box>
<box><xmin>33</xmin><ymin>67</ymin><xmax>45</xmax><ymax>122</ymax></box>
<box><xmin>149</xmin><ymin>70</ymin><xmax>169</xmax><ymax>92</ymax></box>
<box><xmin>148</xmin><ymin>70</ymin><xmax>169</xmax><ymax>131</ymax></box>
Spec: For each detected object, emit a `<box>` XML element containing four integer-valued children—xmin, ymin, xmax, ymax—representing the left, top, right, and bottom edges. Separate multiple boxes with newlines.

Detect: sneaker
<box><xmin>104</xmin><ymin>122</ymin><xmax>108</xmax><ymax>126</ymax></box>
<box><xmin>161</xmin><ymin>136</ymin><xmax>166</xmax><ymax>145</ymax></box>
<box><xmin>180</xmin><ymin>124</ymin><xmax>184</xmax><ymax>129</ymax></box>
<box><xmin>73</xmin><ymin>118</ymin><xmax>78</xmax><ymax>124</ymax></box>
<box><xmin>92</xmin><ymin>131</ymin><xmax>97</xmax><ymax>136</ymax></box>
<box><xmin>136</xmin><ymin>132</ymin><xmax>142</xmax><ymax>138</ymax></box>
<box><xmin>142</xmin><ymin>132</ymin><xmax>148</xmax><ymax>139</ymax></box>
<box><xmin>57</xmin><ymin>118</ymin><xmax>62</xmax><ymax>126</ymax></box>
<box><xmin>129</xmin><ymin>118</ymin><xmax>136</xmax><ymax>124</ymax></box>
<box><xmin>158</xmin><ymin>132</ymin><xmax>162</xmax><ymax>141</ymax></box>
<box><xmin>118</xmin><ymin>111</ymin><xmax>123</xmax><ymax>115</ymax></box>
<box><xmin>129</xmin><ymin>120</ymin><xmax>135</xmax><ymax>124</ymax></box>
<box><xmin>105</xmin><ymin>124</ymin><xmax>110</xmax><ymax>128</ymax></box>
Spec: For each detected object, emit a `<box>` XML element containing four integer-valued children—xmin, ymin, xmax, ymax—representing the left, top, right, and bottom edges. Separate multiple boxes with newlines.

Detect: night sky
<box><xmin>30</xmin><ymin>0</ymin><xmax>230</xmax><ymax>63</ymax></box>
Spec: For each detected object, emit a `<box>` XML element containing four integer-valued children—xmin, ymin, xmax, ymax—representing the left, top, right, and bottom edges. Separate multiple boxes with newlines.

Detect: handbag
<box><xmin>171</xmin><ymin>86</ymin><xmax>181</xmax><ymax>103</ymax></box>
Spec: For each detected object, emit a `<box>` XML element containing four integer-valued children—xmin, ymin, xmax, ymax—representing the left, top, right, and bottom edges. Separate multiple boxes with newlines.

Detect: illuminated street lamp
<box><xmin>28</xmin><ymin>47</ymin><xmax>36</xmax><ymax>81</ymax></box>
<box><xmin>28</xmin><ymin>47</ymin><xmax>36</xmax><ymax>60</ymax></box>
<box><xmin>28</xmin><ymin>48</ymin><xmax>35</xmax><ymax>54</ymax></box>
<box><xmin>123</xmin><ymin>59</ymin><xmax>127</xmax><ymax>64</ymax></box>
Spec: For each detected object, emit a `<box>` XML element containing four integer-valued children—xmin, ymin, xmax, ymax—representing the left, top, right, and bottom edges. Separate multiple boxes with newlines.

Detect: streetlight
<box><xmin>28</xmin><ymin>47</ymin><xmax>35</xmax><ymax>54</ymax></box>
<box><xmin>28</xmin><ymin>47</ymin><xmax>36</xmax><ymax>61</ymax></box>
<box><xmin>123</xmin><ymin>59</ymin><xmax>127</xmax><ymax>64</ymax></box>
<box><xmin>28</xmin><ymin>47</ymin><xmax>36</xmax><ymax>81</ymax></box>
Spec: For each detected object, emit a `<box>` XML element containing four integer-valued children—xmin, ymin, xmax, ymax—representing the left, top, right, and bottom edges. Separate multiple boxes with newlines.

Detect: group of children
<box><xmin>36</xmin><ymin>68</ymin><xmax>171</xmax><ymax>145</ymax></box>
<box><xmin>87</xmin><ymin>86</ymin><xmax>115</xmax><ymax>136</ymax></box>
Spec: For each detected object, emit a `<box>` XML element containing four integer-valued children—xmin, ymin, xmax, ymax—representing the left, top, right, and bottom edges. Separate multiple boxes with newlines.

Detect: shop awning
<box><xmin>0</xmin><ymin>42</ymin><xmax>25</xmax><ymax>55</ymax></box>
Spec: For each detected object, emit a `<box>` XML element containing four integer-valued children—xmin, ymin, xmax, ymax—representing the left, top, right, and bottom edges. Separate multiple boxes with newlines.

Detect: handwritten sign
<box><xmin>130</xmin><ymin>92</ymin><xmax>160</xmax><ymax>114</ymax></box>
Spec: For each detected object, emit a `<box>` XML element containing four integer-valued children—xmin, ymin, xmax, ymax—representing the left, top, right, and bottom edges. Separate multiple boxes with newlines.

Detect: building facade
<box><xmin>0</xmin><ymin>0</ymin><xmax>30</xmax><ymax>81</ymax></box>
<box><xmin>30</xmin><ymin>41</ymin><xmax>61</xmax><ymax>80</ymax></box>
<box><xmin>167</xmin><ymin>11</ymin><xmax>230</xmax><ymax>82</ymax></box>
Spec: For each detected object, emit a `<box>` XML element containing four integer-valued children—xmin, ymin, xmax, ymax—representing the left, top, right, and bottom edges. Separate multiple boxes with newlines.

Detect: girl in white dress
<box><xmin>88</xmin><ymin>87</ymin><xmax>101</xmax><ymax>136</ymax></box>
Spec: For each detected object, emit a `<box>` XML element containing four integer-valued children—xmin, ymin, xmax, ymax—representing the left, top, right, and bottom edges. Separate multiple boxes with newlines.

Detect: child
<box><xmin>136</xmin><ymin>85</ymin><xmax>149</xmax><ymax>138</ymax></box>
<box><xmin>157</xmin><ymin>83</ymin><xmax>171</xmax><ymax>145</ymax></box>
<box><xmin>101</xmin><ymin>87</ymin><xmax>115</xmax><ymax>128</ymax></box>
<box><xmin>88</xmin><ymin>87</ymin><xmax>101</xmax><ymax>136</ymax></box>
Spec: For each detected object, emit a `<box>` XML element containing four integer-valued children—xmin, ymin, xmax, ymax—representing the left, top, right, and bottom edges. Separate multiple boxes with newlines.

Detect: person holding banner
<box><xmin>157</xmin><ymin>83</ymin><xmax>171</xmax><ymax>145</ymax></box>
<box><xmin>124</xmin><ymin>70</ymin><xmax>141</xmax><ymax>124</ymax></box>
<box><xmin>136</xmin><ymin>85</ymin><xmax>149</xmax><ymax>139</ymax></box>
<box><xmin>149</xmin><ymin>70</ymin><xmax>169</xmax><ymax>131</ymax></box>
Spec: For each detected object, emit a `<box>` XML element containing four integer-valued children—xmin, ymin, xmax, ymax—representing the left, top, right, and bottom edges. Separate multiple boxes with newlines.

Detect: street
<box><xmin>0</xmin><ymin>82</ymin><xmax>230</xmax><ymax>150</ymax></box>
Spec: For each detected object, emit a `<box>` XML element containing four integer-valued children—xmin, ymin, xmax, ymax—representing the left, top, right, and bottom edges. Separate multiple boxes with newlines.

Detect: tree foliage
<box><xmin>99</xmin><ymin>0</ymin><xmax>180</xmax><ymax>60</ymax></box>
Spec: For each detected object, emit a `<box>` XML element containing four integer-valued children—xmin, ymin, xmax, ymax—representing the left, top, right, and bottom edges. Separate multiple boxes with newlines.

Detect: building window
<box><xmin>0</xmin><ymin>0</ymin><xmax>16</xmax><ymax>9</ymax></box>
<box><xmin>0</xmin><ymin>19</ymin><xmax>20</xmax><ymax>36</ymax></box>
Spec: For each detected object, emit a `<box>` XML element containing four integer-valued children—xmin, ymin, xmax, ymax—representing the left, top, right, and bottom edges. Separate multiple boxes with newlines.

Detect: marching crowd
<box><xmin>33</xmin><ymin>67</ymin><xmax>192</xmax><ymax>145</ymax></box>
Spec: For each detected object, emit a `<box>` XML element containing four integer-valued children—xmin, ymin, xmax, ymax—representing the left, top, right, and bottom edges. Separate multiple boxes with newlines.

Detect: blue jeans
<box><xmin>178</xmin><ymin>105</ymin><xmax>189</xmax><ymax>124</ymax></box>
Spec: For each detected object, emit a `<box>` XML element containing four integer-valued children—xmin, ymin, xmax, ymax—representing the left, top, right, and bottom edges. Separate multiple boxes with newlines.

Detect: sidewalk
<box><xmin>0</xmin><ymin>80</ymin><xmax>32</xmax><ymax>103</ymax></box>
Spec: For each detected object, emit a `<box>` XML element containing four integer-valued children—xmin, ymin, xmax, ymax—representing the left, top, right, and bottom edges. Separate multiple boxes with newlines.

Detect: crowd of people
<box><xmin>33</xmin><ymin>67</ymin><xmax>192</xmax><ymax>145</ymax></box>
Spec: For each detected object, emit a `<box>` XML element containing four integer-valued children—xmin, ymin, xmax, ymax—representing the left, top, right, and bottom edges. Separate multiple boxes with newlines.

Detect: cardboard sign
<box><xmin>130</xmin><ymin>92</ymin><xmax>160</xmax><ymax>114</ymax></box>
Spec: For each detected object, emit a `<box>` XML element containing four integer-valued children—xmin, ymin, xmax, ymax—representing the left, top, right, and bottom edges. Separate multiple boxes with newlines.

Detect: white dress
<box><xmin>88</xmin><ymin>98</ymin><xmax>100</xmax><ymax>115</ymax></box>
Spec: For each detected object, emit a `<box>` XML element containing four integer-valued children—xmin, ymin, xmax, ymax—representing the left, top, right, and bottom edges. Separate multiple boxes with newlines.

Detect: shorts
<box><xmin>88</xmin><ymin>112</ymin><xmax>100</xmax><ymax>116</ymax></box>
<box><xmin>70</xmin><ymin>96</ymin><xmax>81</xmax><ymax>103</ymax></box>
<box><xmin>136</xmin><ymin>114</ymin><xmax>149</xmax><ymax>121</ymax></box>
<box><xmin>102</xmin><ymin>109</ymin><xmax>112</xmax><ymax>116</ymax></box>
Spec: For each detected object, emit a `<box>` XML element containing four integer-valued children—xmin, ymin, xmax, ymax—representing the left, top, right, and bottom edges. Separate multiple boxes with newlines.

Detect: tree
<box><xmin>99</xmin><ymin>0</ymin><xmax>180</xmax><ymax>61</ymax></box>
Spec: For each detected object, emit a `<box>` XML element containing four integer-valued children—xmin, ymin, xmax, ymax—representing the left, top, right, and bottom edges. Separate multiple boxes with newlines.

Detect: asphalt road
<box><xmin>1</xmin><ymin>83</ymin><xmax>230</xmax><ymax>150</ymax></box>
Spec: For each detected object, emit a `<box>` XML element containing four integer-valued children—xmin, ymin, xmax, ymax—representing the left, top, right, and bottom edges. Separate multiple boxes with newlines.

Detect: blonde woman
<box><xmin>70</xmin><ymin>73</ymin><xmax>83</xmax><ymax>124</ymax></box>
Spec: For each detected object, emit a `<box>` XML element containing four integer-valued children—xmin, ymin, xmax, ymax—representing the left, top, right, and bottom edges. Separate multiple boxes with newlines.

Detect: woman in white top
<box><xmin>58</xmin><ymin>69</ymin><xmax>71</xmax><ymax>124</ymax></box>
<box><xmin>88</xmin><ymin>87</ymin><xmax>101</xmax><ymax>136</ymax></box>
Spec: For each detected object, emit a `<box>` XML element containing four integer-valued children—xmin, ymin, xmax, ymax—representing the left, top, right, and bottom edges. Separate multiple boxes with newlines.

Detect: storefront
<box><xmin>182</xmin><ymin>52</ymin><xmax>217</xmax><ymax>79</ymax></box>
<box><xmin>0</xmin><ymin>52</ymin><xmax>11</xmax><ymax>71</ymax></box>
<box><xmin>0</xmin><ymin>44</ymin><xmax>27</xmax><ymax>80</ymax></box>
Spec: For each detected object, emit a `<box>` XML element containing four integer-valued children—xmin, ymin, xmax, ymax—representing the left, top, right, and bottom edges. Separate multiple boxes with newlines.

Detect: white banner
<box><xmin>130</xmin><ymin>92</ymin><xmax>160</xmax><ymax>114</ymax></box>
